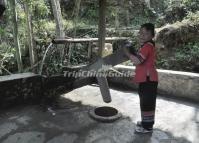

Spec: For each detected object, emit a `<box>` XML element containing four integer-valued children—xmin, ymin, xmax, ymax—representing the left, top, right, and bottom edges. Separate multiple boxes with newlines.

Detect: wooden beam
<box><xmin>52</xmin><ymin>37</ymin><xmax>128</xmax><ymax>44</ymax></box>
<box><xmin>98</xmin><ymin>0</ymin><xmax>106</xmax><ymax>57</ymax></box>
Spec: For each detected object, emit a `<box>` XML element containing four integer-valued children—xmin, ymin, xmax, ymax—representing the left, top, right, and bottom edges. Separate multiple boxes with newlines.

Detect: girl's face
<box><xmin>138</xmin><ymin>27</ymin><xmax>154</xmax><ymax>45</ymax></box>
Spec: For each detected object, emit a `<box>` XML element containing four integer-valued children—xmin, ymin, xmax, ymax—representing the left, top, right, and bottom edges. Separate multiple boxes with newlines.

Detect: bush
<box><xmin>174</xmin><ymin>42</ymin><xmax>199</xmax><ymax>70</ymax></box>
<box><xmin>0</xmin><ymin>42</ymin><xmax>17</xmax><ymax>75</ymax></box>
<box><xmin>185</xmin><ymin>11</ymin><xmax>199</xmax><ymax>23</ymax></box>
<box><xmin>157</xmin><ymin>42</ymin><xmax>199</xmax><ymax>71</ymax></box>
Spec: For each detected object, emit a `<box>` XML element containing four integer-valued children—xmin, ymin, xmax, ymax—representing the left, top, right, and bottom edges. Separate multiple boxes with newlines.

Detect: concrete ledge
<box><xmin>0</xmin><ymin>73</ymin><xmax>37</xmax><ymax>81</ymax></box>
<box><xmin>108</xmin><ymin>65</ymin><xmax>199</xmax><ymax>102</ymax></box>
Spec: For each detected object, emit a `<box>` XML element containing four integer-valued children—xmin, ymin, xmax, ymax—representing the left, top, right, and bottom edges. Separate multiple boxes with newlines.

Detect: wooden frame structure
<box><xmin>53</xmin><ymin>0</ymin><xmax>121</xmax><ymax>58</ymax></box>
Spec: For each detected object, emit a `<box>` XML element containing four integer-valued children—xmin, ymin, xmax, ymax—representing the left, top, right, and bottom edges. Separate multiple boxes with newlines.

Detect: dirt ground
<box><xmin>0</xmin><ymin>85</ymin><xmax>198</xmax><ymax>143</ymax></box>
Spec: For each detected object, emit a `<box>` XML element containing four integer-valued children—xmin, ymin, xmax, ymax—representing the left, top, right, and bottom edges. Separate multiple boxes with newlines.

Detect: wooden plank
<box><xmin>87</xmin><ymin>41</ymin><xmax>92</xmax><ymax>60</ymax></box>
<box><xmin>52</xmin><ymin>37</ymin><xmax>128</xmax><ymax>44</ymax></box>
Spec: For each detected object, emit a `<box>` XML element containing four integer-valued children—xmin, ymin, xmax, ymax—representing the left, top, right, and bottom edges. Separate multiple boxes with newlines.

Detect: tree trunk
<box><xmin>50</xmin><ymin>0</ymin><xmax>64</xmax><ymax>38</ymax></box>
<box><xmin>50</xmin><ymin>0</ymin><xmax>65</xmax><ymax>65</ymax></box>
<box><xmin>10</xmin><ymin>0</ymin><xmax>23</xmax><ymax>72</ymax></box>
<box><xmin>145</xmin><ymin>0</ymin><xmax>151</xmax><ymax>8</ymax></box>
<box><xmin>115</xmin><ymin>7</ymin><xmax>119</xmax><ymax>29</ymax></box>
<box><xmin>98</xmin><ymin>0</ymin><xmax>106</xmax><ymax>57</ymax></box>
<box><xmin>126</xmin><ymin>9</ymin><xmax>130</xmax><ymax>27</ymax></box>
<box><xmin>24</xmin><ymin>2</ymin><xmax>35</xmax><ymax>69</ymax></box>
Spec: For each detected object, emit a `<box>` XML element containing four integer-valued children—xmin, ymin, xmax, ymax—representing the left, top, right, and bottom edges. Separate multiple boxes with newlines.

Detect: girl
<box><xmin>124</xmin><ymin>23</ymin><xmax>158</xmax><ymax>133</ymax></box>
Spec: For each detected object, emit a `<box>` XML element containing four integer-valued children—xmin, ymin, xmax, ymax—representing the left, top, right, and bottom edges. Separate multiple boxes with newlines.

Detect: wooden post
<box><xmin>68</xmin><ymin>43</ymin><xmax>72</xmax><ymax>65</ymax></box>
<box><xmin>97</xmin><ymin>0</ymin><xmax>112</xmax><ymax>103</ymax></box>
<box><xmin>98</xmin><ymin>0</ymin><xmax>106</xmax><ymax>57</ymax></box>
<box><xmin>115</xmin><ymin>6</ymin><xmax>119</xmax><ymax>29</ymax></box>
<box><xmin>126</xmin><ymin>9</ymin><xmax>130</xmax><ymax>27</ymax></box>
<box><xmin>87</xmin><ymin>41</ymin><xmax>92</xmax><ymax>61</ymax></box>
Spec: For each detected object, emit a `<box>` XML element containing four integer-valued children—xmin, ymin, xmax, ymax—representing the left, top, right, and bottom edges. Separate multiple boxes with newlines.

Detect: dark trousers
<box><xmin>138</xmin><ymin>77</ymin><xmax>158</xmax><ymax>130</ymax></box>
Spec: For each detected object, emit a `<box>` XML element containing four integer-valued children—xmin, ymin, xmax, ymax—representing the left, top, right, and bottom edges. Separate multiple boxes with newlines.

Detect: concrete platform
<box><xmin>0</xmin><ymin>85</ymin><xmax>198</xmax><ymax>143</ymax></box>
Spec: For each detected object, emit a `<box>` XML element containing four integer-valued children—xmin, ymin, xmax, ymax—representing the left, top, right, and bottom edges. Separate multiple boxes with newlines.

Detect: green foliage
<box><xmin>157</xmin><ymin>42</ymin><xmax>199</xmax><ymax>71</ymax></box>
<box><xmin>182</xmin><ymin>0</ymin><xmax>199</xmax><ymax>12</ymax></box>
<box><xmin>175</xmin><ymin>42</ymin><xmax>199</xmax><ymax>64</ymax></box>
<box><xmin>82</xmin><ymin>5</ymin><xmax>98</xmax><ymax>24</ymax></box>
<box><xmin>0</xmin><ymin>42</ymin><xmax>17</xmax><ymax>75</ymax></box>
<box><xmin>1</xmin><ymin>0</ymin><xmax>199</xmax><ymax>75</ymax></box>
<box><xmin>156</xmin><ymin>58</ymin><xmax>170</xmax><ymax>69</ymax></box>
<box><xmin>185</xmin><ymin>11</ymin><xmax>199</xmax><ymax>23</ymax></box>
<box><xmin>29</xmin><ymin>0</ymin><xmax>50</xmax><ymax>19</ymax></box>
<box><xmin>151</xmin><ymin>0</ymin><xmax>170</xmax><ymax>13</ymax></box>
<box><xmin>40</xmin><ymin>43</ymin><xmax>90</xmax><ymax>76</ymax></box>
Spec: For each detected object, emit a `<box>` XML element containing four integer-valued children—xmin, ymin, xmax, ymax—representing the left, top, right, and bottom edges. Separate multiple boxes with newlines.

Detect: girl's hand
<box><xmin>129</xmin><ymin>55</ymin><xmax>141</xmax><ymax>65</ymax></box>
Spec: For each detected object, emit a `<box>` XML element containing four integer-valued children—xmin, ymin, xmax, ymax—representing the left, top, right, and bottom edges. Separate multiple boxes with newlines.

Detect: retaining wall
<box><xmin>108</xmin><ymin>65</ymin><xmax>199</xmax><ymax>102</ymax></box>
<box><xmin>0</xmin><ymin>66</ymin><xmax>198</xmax><ymax>108</ymax></box>
<box><xmin>0</xmin><ymin>73</ymin><xmax>42</xmax><ymax>107</ymax></box>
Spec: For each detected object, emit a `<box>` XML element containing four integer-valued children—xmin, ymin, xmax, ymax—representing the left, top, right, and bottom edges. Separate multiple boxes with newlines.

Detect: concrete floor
<box><xmin>0</xmin><ymin>85</ymin><xmax>198</xmax><ymax>143</ymax></box>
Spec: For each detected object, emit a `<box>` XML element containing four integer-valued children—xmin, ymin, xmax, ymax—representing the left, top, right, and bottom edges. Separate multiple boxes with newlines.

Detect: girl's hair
<box><xmin>141</xmin><ymin>23</ymin><xmax>155</xmax><ymax>37</ymax></box>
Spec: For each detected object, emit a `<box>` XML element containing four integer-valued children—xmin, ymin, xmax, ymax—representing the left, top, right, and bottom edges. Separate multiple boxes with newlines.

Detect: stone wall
<box><xmin>0</xmin><ymin>73</ymin><xmax>96</xmax><ymax>108</ymax></box>
<box><xmin>108</xmin><ymin>65</ymin><xmax>199</xmax><ymax>102</ymax></box>
<box><xmin>0</xmin><ymin>73</ymin><xmax>42</xmax><ymax>108</ymax></box>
